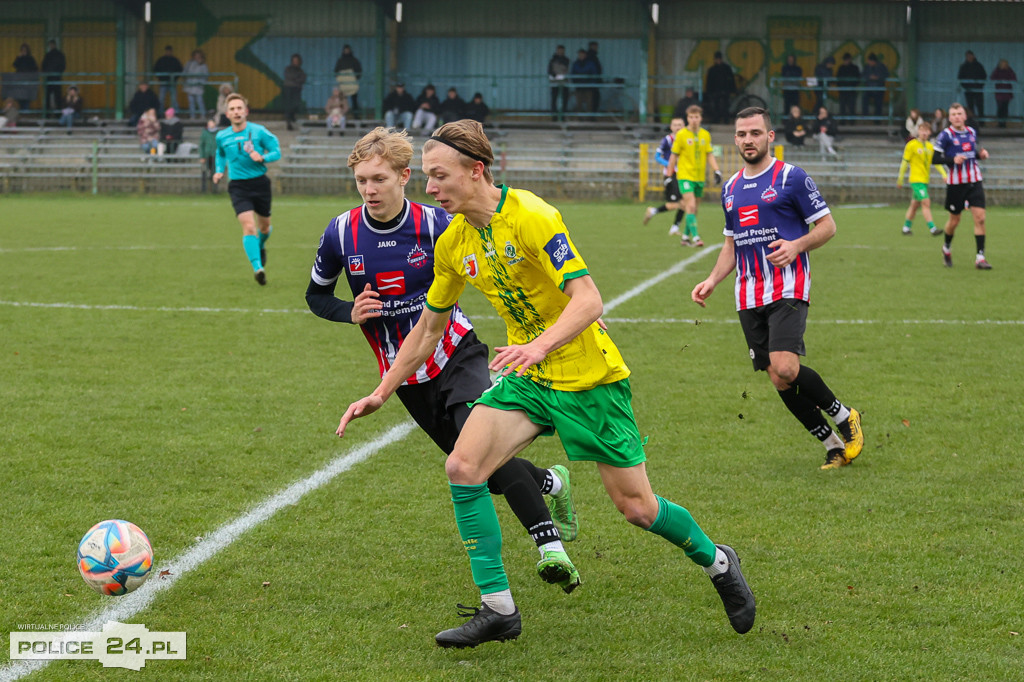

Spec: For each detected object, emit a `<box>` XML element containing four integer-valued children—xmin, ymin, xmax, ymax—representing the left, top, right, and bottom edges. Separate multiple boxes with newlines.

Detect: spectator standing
<box><xmin>325</xmin><ymin>86</ymin><xmax>348</xmax><ymax>136</ymax></box>
<box><xmin>437</xmin><ymin>87</ymin><xmax>465</xmax><ymax>123</ymax></box>
<box><xmin>159</xmin><ymin>107</ymin><xmax>183</xmax><ymax>155</ymax></box>
<box><xmin>672</xmin><ymin>87</ymin><xmax>699</xmax><ymax>119</ymax></box>
<box><xmin>40</xmin><ymin>40</ymin><xmax>66</xmax><ymax>114</ymax></box>
<box><xmin>12</xmin><ymin>44</ymin><xmax>38</xmax><ymax>110</ymax></box>
<box><xmin>215</xmin><ymin>83</ymin><xmax>233</xmax><ymax>127</ymax></box>
<box><xmin>412</xmin><ymin>83</ymin><xmax>440</xmax><ymax>132</ymax></box>
<box><xmin>547</xmin><ymin>45</ymin><xmax>570</xmax><ymax>120</ymax></box>
<box><xmin>904</xmin><ymin>108</ymin><xmax>924</xmax><ymax>140</ymax></box>
<box><xmin>957</xmin><ymin>51</ymin><xmax>986</xmax><ymax>122</ymax></box>
<box><xmin>127</xmin><ymin>82</ymin><xmax>160</xmax><ymax>126</ymax></box>
<box><xmin>58</xmin><ymin>85</ymin><xmax>82</xmax><ymax>133</ymax></box>
<box><xmin>382</xmin><ymin>83</ymin><xmax>415</xmax><ymax>130</ymax></box>
<box><xmin>862</xmin><ymin>53</ymin><xmax>888</xmax><ymax>121</ymax></box>
<box><xmin>570</xmin><ymin>49</ymin><xmax>597</xmax><ymax>113</ymax></box>
<box><xmin>814</xmin><ymin>106</ymin><xmax>838</xmax><ymax>157</ymax></box>
<box><xmin>704</xmin><ymin>51</ymin><xmax>737</xmax><ymax>124</ymax></box>
<box><xmin>835</xmin><ymin>52</ymin><xmax>860</xmax><ymax>120</ymax></box>
<box><xmin>931</xmin><ymin>107</ymin><xmax>949</xmax><ymax>136</ymax></box>
<box><xmin>585</xmin><ymin>41</ymin><xmax>602</xmax><ymax>112</ymax></box>
<box><xmin>152</xmin><ymin>45</ymin><xmax>183</xmax><ymax>109</ymax></box>
<box><xmin>199</xmin><ymin>117</ymin><xmax>219</xmax><ymax>192</ymax></box>
<box><xmin>990</xmin><ymin>59</ymin><xmax>1016</xmax><ymax>128</ymax></box>
<box><xmin>182</xmin><ymin>49</ymin><xmax>209</xmax><ymax>120</ymax></box>
<box><xmin>137</xmin><ymin>107</ymin><xmax>160</xmax><ymax>155</ymax></box>
<box><xmin>780</xmin><ymin>54</ymin><xmax>803</xmax><ymax>113</ymax></box>
<box><xmin>813</xmin><ymin>56</ymin><xmax>835</xmax><ymax>111</ymax></box>
<box><xmin>282</xmin><ymin>53</ymin><xmax>306</xmax><ymax>131</ymax></box>
<box><xmin>333</xmin><ymin>44</ymin><xmax>362</xmax><ymax>114</ymax></box>
<box><xmin>463</xmin><ymin>92</ymin><xmax>489</xmax><ymax>123</ymax></box>
<box><xmin>783</xmin><ymin>105</ymin><xmax>807</xmax><ymax>146</ymax></box>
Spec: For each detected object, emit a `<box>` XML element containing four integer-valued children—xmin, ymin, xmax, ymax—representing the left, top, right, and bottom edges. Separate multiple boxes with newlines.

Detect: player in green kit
<box><xmin>667</xmin><ymin>105</ymin><xmax>722</xmax><ymax>247</ymax></box>
<box><xmin>213</xmin><ymin>93</ymin><xmax>281</xmax><ymax>285</ymax></box>
<box><xmin>897</xmin><ymin>121</ymin><xmax>947</xmax><ymax>236</ymax></box>
<box><xmin>337</xmin><ymin>120</ymin><xmax>755</xmax><ymax>648</ymax></box>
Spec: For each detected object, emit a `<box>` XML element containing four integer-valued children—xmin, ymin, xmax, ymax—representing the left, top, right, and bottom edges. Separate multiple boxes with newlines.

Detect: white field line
<box><xmin>0</xmin><ymin>422</ymin><xmax>415</xmax><ymax>682</ymax></box>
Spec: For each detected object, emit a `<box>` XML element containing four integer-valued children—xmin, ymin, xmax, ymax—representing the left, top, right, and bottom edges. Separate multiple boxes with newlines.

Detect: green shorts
<box><xmin>678</xmin><ymin>179</ymin><xmax>704</xmax><ymax>198</ymax></box>
<box><xmin>472</xmin><ymin>374</ymin><xmax>647</xmax><ymax>468</ymax></box>
<box><xmin>910</xmin><ymin>182</ymin><xmax>930</xmax><ymax>201</ymax></box>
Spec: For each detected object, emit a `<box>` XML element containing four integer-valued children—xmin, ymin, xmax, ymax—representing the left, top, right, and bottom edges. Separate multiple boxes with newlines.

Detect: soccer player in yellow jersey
<box><xmin>667</xmin><ymin>104</ymin><xmax>722</xmax><ymax>247</ymax></box>
<box><xmin>897</xmin><ymin>121</ymin><xmax>948</xmax><ymax>236</ymax></box>
<box><xmin>337</xmin><ymin>120</ymin><xmax>755</xmax><ymax>648</ymax></box>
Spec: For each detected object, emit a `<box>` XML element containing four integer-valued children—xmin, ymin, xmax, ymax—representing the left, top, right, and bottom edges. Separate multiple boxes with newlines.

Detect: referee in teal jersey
<box><xmin>213</xmin><ymin>93</ymin><xmax>282</xmax><ymax>285</ymax></box>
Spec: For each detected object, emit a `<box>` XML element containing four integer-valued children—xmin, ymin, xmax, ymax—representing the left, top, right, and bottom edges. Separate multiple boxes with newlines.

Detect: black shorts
<box><xmin>737</xmin><ymin>299</ymin><xmax>808</xmax><ymax>371</ymax></box>
<box><xmin>944</xmin><ymin>182</ymin><xmax>985</xmax><ymax>215</ymax></box>
<box><xmin>228</xmin><ymin>175</ymin><xmax>272</xmax><ymax>217</ymax></box>
<box><xmin>663</xmin><ymin>175</ymin><xmax>682</xmax><ymax>203</ymax></box>
<box><xmin>395</xmin><ymin>330</ymin><xmax>491</xmax><ymax>455</ymax></box>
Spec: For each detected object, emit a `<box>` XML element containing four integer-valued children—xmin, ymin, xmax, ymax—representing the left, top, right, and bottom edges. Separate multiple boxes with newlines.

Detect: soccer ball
<box><xmin>77</xmin><ymin>520</ymin><xmax>154</xmax><ymax>596</ymax></box>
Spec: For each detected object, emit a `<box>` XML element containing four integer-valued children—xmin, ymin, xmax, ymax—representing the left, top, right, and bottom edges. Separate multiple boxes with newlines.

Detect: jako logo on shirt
<box><xmin>738</xmin><ymin>206</ymin><xmax>759</xmax><ymax>227</ymax></box>
<box><xmin>463</xmin><ymin>253</ymin><xmax>479</xmax><ymax>278</ymax></box>
<box><xmin>543</xmin><ymin>233</ymin><xmax>574</xmax><ymax>271</ymax></box>
<box><xmin>348</xmin><ymin>255</ymin><xmax>365</xmax><ymax>275</ymax></box>
<box><xmin>760</xmin><ymin>186</ymin><xmax>778</xmax><ymax>203</ymax></box>
<box><xmin>376</xmin><ymin>271</ymin><xmax>406</xmax><ymax>294</ymax></box>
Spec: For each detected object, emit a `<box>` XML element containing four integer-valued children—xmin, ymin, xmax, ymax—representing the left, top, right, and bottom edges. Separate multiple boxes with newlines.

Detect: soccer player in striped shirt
<box><xmin>691</xmin><ymin>107</ymin><xmax>863</xmax><ymax>471</ymax></box>
<box><xmin>934</xmin><ymin>102</ymin><xmax>992</xmax><ymax>269</ymax></box>
<box><xmin>213</xmin><ymin>93</ymin><xmax>281</xmax><ymax>285</ymax></box>
<box><xmin>897</xmin><ymin>121</ymin><xmax>948</xmax><ymax>236</ymax></box>
<box><xmin>338</xmin><ymin>120</ymin><xmax>755</xmax><ymax>648</ymax></box>
<box><xmin>305</xmin><ymin>127</ymin><xmax>581</xmax><ymax>599</ymax></box>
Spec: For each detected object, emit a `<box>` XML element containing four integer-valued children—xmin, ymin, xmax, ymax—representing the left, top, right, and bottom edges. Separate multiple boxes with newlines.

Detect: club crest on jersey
<box><xmin>738</xmin><ymin>205</ymin><xmax>759</xmax><ymax>227</ymax></box>
<box><xmin>760</xmin><ymin>186</ymin><xmax>778</xmax><ymax>203</ymax></box>
<box><xmin>348</xmin><ymin>255</ymin><xmax>365</xmax><ymax>275</ymax></box>
<box><xmin>504</xmin><ymin>240</ymin><xmax>524</xmax><ymax>265</ymax></box>
<box><xmin>805</xmin><ymin>177</ymin><xmax>817</xmax><ymax>192</ymax></box>
<box><xmin>463</xmin><ymin>253</ymin><xmax>479</xmax><ymax>278</ymax></box>
<box><xmin>407</xmin><ymin>244</ymin><xmax>428</xmax><ymax>269</ymax></box>
<box><xmin>375</xmin><ymin>270</ymin><xmax>406</xmax><ymax>295</ymax></box>
<box><xmin>725</xmin><ymin>195</ymin><xmax>734</xmax><ymax>211</ymax></box>
<box><xmin>962</xmin><ymin>142</ymin><xmax>972</xmax><ymax>152</ymax></box>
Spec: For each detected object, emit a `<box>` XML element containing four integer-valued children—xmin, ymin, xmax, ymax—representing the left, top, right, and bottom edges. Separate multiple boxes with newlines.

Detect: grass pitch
<box><xmin>1</xmin><ymin>194</ymin><xmax>1022</xmax><ymax>681</ymax></box>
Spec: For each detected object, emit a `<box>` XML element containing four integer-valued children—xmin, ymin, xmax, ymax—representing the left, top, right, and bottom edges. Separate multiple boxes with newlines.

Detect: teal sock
<box><xmin>684</xmin><ymin>214</ymin><xmax>698</xmax><ymax>238</ymax></box>
<box><xmin>647</xmin><ymin>495</ymin><xmax>716</xmax><ymax>567</ymax></box>
<box><xmin>903</xmin><ymin>219</ymin><xmax>913</xmax><ymax>229</ymax></box>
<box><xmin>451</xmin><ymin>483</ymin><xmax>509</xmax><ymax>595</ymax></box>
<box><xmin>242</xmin><ymin>234</ymin><xmax>262</xmax><ymax>271</ymax></box>
<box><xmin>259</xmin><ymin>225</ymin><xmax>272</xmax><ymax>248</ymax></box>
<box><xmin>926</xmin><ymin>221</ymin><xmax>936</xmax><ymax>230</ymax></box>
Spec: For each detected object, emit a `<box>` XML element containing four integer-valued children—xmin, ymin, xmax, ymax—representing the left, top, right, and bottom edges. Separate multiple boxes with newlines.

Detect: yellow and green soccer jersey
<box><xmin>671</xmin><ymin>127</ymin><xmax>713</xmax><ymax>182</ymax></box>
<box><xmin>426</xmin><ymin>185</ymin><xmax>630</xmax><ymax>392</ymax></box>
<box><xmin>899</xmin><ymin>139</ymin><xmax>948</xmax><ymax>185</ymax></box>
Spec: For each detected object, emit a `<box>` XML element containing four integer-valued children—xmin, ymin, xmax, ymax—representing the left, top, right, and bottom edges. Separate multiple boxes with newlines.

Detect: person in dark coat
<box><xmin>41</xmin><ymin>40</ymin><xmax>66</xmax><ymax>114</ymax></box>
<box><xmin>152</xmin><ymin>45</ymin><xmax>183</xmax><ymax>109</ymax></box>
<box><xmin>127</xmin><ymin>82</ymin><xmax>161</xmax><ymax>126</ymax></box>
<box><xmin>333</xmin><ymin>44</ymin><xmax>362</xmax><ymax>113</ymax></box>
<box><xmin>781</xmin><ymin>54</ymin><xmax>803</xmax><ymax>113</ymax></box>
<box><xmin>835</xmin><ymin>52</ymin><xmax>861</xmax><ymax>119</ymax></box>
<box><xmin>704</xmin><ymin>51</ymin><xmax>736</xmax><ymax>124</ymax></box>
<box><xmin>462</xmin><ymin>92</ymin><xmax>489</xmax><ymax>123</ymax></box>
<box><xmin>957</xmin><ymin>50</ymin><xmax>987</xmax><ymax>121</ymax></box>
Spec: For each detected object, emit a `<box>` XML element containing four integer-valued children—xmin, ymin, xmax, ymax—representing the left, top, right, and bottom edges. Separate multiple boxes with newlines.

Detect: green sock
<box><xmin>646</xmin><ymin>495</ymin><xmax>716</xmax><ymax>567</ymax></box>
<box><xmin>451</xmin><ymin>483</ymin><xmax>509</xmax><ymax>595</ymax></box>
<box><xmin>903</xmin><ymin>219</ymin><xmax>913</xmax><ymax>229</ymax></box>
<box><xmin>259</xmin><ymin>225</ymin><xmax>272</xmax><ymax>248</ymax></box>
<box><xmin>926</xmin><ymin>221</ymin><xmax>936</xmax><ymax>230</ymax></box>
<box><xmin>684</xmin><ymin>214</ymin><xmax>698</xmax><ymax>238</ymax></box>
<box><xmin>242</xmin><ymin>234</ymin><xmax>262</xmax><ymax>271</ymax></box>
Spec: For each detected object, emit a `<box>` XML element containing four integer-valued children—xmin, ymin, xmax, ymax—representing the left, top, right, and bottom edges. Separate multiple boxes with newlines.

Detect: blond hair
<box><xmin>422</xmin><ymin>119</ymin><xmax>494</xmax><ymax>184</ymax></box>
<box><xmin>225</xmin><ymin>93</ymin><xmax>247</xmax><ymax>107</ymax></box>
<box><xmin>347</xmin><ymin>126</ymin><xmax>413</xmax><ymax>173</ymax></box>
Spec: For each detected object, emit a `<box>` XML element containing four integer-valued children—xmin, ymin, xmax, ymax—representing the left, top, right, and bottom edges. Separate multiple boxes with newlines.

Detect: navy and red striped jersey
<box><xmin>311</xmin><ymin>199</ymin><xmax>472</xmax><ymax>384</ymax></box>
<box><xmin>721</xmin><ymin>159</ymin><xmax>831</xmax><ymax>311</ymax></box>
<box><xmin>935</xmin><ymin>125</ymin><xmax>984</xmax><ymax>185</ymax></box>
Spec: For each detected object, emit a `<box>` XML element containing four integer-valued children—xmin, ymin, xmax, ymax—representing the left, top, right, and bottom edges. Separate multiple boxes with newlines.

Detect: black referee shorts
<box><xmin>737</xmin><ymin>299</ymin><xmax>808</xmax><ymax>371</ymax></box>
<box><xmin>228</xmin><ymin>174</ymin><xmax>272</xmax><ymax>217</ymax></box>
<box><xmin>663</xmin><ymin>175</ymin><xmax>682</xmax><ymax>203</ymax></box>
<box><xmin>395</xmin><ymin>330</ymin><xmax>491</xmax><ymax>455</ymax></box>
<box><xmin>944</xmin><ymin>181</ymin><xmax>985</xmax><ymax>215</ymax></box>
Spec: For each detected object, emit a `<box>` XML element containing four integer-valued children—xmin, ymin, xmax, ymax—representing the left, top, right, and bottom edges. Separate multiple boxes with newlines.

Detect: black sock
<box><xmin>976</xmin><ymin>234</ymin><xmax>985</xmax><ymax>255</ymax></box>
<box><xmin>777</xmin><ymin>386</ymin><xmax>833</xmax><ymax>441</ymax></box>
<box><xmin>656</xmin><ymin>204</ymin><xmax>669</xmax><ymax>214</ymax></box>
<box><xmin>791</xmin><ymin>365</ymin><xmax>839</xmax><ymax>413</ymax></box>
<box><xmin>674</xmin><ymin>209</ymin><xmax>685</xmax><ymax>224</ymax></box>
<box><xmin>945</xmin><ymin>232</ymin><xmax>954</xmax><ymax>248</ymax></box>
<box><xmin>487</xmin><ymin>458</ymin><xmax>558</xmax><ymax>546</ymax></box>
